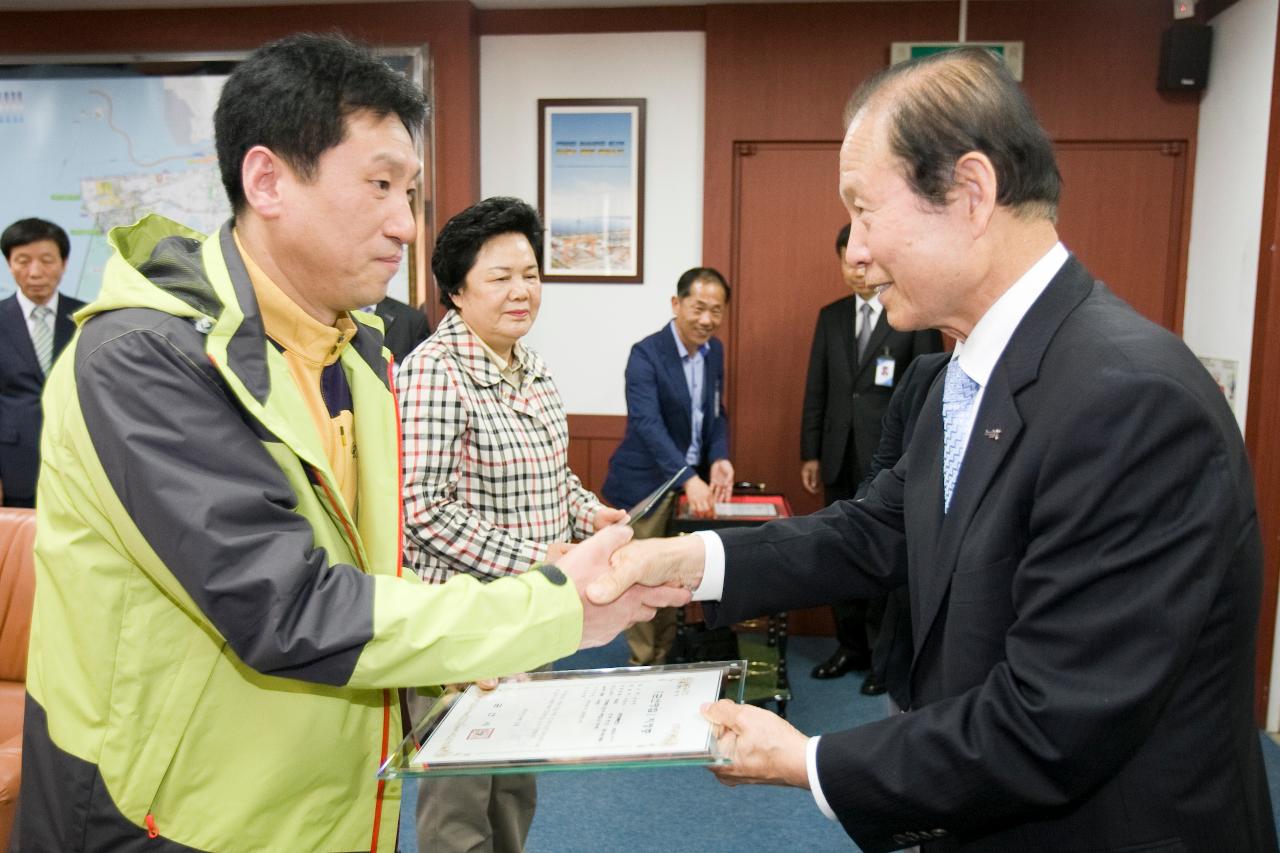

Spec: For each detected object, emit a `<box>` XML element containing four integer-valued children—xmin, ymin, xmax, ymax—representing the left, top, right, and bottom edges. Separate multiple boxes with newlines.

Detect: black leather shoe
<box><xmin>811</xmin><ymin>647</ymin><xmax>872</xmax><ymax>679</ymax></box>
<box><xmin>860</xmin><ymin>673</ymin><xmax>888</xmax><ymax>695</ymax></box>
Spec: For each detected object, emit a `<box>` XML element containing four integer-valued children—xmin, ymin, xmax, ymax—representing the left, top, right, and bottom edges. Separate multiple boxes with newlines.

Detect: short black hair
<box><xmin>835</xmin><ymin>224</ymin><xmax>851</xmax><ymax>255</ymax></box>
<box><xmin>844</xmin><ymin>47</ymin><xmax>1060</xmax><ymax>221</ymax></box>
<box><xmin>214</xmin><ymin>33</ymin><xmax>427</xmax><ymax>214</ymax></box>
<box><xmin>2</xmin><ymin>218</ymin><xmax>70</xmax><ymax>261</ymax></box>
<box><xmin>432</xmin><ymin>197</ymin><xmax>544</xmax><ymax>310</ymax></box>
<box><xmin>676</xmin><ymin>267</ymin><xmax>730</xmax><ymax>303</ymax></box>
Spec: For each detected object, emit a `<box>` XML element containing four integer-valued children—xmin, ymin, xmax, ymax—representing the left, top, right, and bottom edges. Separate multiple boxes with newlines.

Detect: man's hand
<box><xmin>558</xmin><ymin>524</ymin><xmax>691</xmax><ymax>649</ymax></box>
<box><xmin>709</xmin><ymin>459</ymin><xmax>735</xmax><ymax>504</ymax></box>
<box><xmin>800</xmin><ymin>459</ymin><xmax>821</xmax><ymax>495</ymax></box>
<box><xmin>703</xmin><ymin>700</ymin><xmax>810</xmax><ymax>788</ymax></box>
<box><xmin>587</xmin><ymin>534</ymin><xmax>706</xmax><ymax>605</ymax></box>
<box><xmin>592</xmin><ymin>506</ymin><xmax>628</xmax><ymax>530</ymax></box>
<box><xmin>545</xmin><ymin>541</ymin><xmax>575</xmax><ymax>562</ymax></box>
<box><xmin>684</xmin><ymin>475</ymin><xmax>715</xmax><ymax>517</ymax></box>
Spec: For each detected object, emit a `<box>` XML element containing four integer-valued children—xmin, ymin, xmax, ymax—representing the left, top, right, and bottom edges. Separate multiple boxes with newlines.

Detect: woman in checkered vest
<box><xmin>395</xmin><ymin>196</ymin><xmax>626</xmax><ymax>853</ymax></box>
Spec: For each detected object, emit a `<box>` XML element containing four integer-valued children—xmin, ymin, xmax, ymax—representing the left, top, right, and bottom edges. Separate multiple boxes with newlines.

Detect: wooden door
<box><xmin>1054</xmin><ymin>141</ymin><xmax>1189</xmax><ymax>331</ymax></box>
<box><xmin>728</xmin><ymin>142</ymin><xmax>847</xmax><ymax>522</ymax></box>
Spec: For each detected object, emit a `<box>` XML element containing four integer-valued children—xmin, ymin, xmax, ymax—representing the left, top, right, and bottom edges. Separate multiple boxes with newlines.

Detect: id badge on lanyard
<box><xmin>874</xmin><ymin>349</ymin><xmax>896</xmax><ymax>387</ymax></box>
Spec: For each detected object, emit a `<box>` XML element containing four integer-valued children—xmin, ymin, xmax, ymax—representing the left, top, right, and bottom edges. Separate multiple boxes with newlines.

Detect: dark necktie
<box><xmin>856</xmin><ymin>302</ymin><xmax>873</xmax><ymax>363</ymax></box>
<box><xmin>31</xmin><ymin>305</ymin><xmax>54</xmax><ymax>376</ymax></box>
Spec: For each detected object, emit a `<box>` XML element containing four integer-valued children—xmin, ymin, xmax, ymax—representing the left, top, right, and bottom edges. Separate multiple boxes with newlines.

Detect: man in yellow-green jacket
<box><xmin>16</xmin><ymin>34</ymin><xmax>684</xmax><ymax>852</ymax></box>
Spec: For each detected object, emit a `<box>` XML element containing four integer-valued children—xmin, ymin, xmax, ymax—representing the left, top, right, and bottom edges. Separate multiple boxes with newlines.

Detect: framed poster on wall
<box><xmin>537</xmin><ymin>98</ymin><xmax>645</xmax><ymax>283</ymax></box>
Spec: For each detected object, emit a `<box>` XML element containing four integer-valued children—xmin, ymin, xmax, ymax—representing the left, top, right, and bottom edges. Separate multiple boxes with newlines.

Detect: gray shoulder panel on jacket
<box><xmin>74</xmin><ymin>308</ymin><xmax>374</xmax><ymax>686</ymax></box>
<box><xmin>217</xmin><ymin>223</ymin><xmax>272</xmax><ymax>404</ymax></box>
<box><xmin>136</xmin><ymin>235</ymin><xmax>224</xmax><ymax>320</ymax></box>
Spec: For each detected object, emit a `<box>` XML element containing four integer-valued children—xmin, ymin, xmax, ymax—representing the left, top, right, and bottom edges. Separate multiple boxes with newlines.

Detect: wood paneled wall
<box><xmin>567</xmin><ymin>415</ymin><xmax>626</xmax><ymax>502</ymax></box>
<box><xmin>702</xmin><ymin>0</ymin><xmax>1203</xmax><ymax>376</ymax></box>
<box><xmin>1246</xmin><ymin>0</ymin><xmax>1280</xmax><ymax>725</ymax></box>
<box><xmin>478</xmin><ymin>4</ymin><xmax>704</xmax><ymax>34</ymax></box>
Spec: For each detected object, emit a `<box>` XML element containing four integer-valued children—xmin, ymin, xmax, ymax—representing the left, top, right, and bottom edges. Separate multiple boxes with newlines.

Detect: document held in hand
<box><xmin>625</xmin><ymin>465</ymin><xmax>689</xmax><ymax>527</ymax></box>
<box><xmin>379</xmin><ymin>662</ymin><xmax>746</xmax><ymax>778</ymax></box>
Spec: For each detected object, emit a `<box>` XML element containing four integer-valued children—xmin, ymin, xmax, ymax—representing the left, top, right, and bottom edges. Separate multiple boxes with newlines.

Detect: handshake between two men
<box><xmin>561</xmin><ymin>525</ymin><xmax>813</xmax><ymax>793</ymax></box>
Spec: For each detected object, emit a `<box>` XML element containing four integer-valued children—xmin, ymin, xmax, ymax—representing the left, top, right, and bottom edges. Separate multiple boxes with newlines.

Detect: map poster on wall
<box><xmin>0</xmin><ymin>69</ymin><xmax>415</xmax><ymax>305</ymax></box>
<box><xmin>0</xmin><ymin>74</ymin><xmax>228</xmax><ymax>303</ymax></box>
<box><xmin>537</xmin><ymin>99</ymin><xmax>645</xmax><ymax>284</ymax></box>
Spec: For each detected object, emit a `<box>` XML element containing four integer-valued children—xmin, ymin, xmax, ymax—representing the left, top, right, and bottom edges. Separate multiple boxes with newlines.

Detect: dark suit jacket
<box><xmin>801</xmin><ymin>295</ymin><xmax>942</xmax><ymax>483</ymax></box>
<box><xmin>712</xmin><ymin>257</ymin><xmax>1275</xmax><ymax>852</ymax></box>
<box><xmin>373</xmin><ymin>296</ymin><xmax>431</xmax><ymax>364</ymax></box>
<box><xmin>602</xmin><ymin>324</ymin><xmax>729</xmax><ymax>509</ymax></box>
<box><xmin>0</xmin><ymin>292</ymin><xmax>85</xmax><ymax>503</ymax></box>
<box><xmin>855</xmin><ymin>351</ymin><xmax>950</xmax><ymax>709</ymax></box>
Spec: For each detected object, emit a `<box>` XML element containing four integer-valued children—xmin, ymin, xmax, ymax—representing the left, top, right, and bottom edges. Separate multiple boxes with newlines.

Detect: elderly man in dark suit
<box><xmin>593</xmin><ymin>47</ymin><xmax>1275</xmax><ymax>852</ymax></box>
<box><xmin>802</xmin><ymin>224</ymin><xmax>942</xmax><ymax>689</ymax></box>
<box><xmin>0</xmin><ymin>218</ymin><xmax>85</xmax><ymax>508</ymax></box>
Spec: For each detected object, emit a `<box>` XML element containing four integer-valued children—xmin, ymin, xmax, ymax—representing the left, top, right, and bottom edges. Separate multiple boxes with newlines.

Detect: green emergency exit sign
<box><xmin>890</xmin><ymin>42</ymin><xmax>1024</xmax><ymax>80</ymax></box>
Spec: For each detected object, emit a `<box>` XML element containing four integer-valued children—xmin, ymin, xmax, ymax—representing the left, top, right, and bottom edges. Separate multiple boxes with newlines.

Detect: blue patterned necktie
<box><xmin>31</xmin><ymin>304</ymin><xmax>54</xmax><ymax>376</ymax></box>
<box><xmin>941</xmin><ymin>357</ymin><xmax>980</xmax><ymax>513</ymax></box>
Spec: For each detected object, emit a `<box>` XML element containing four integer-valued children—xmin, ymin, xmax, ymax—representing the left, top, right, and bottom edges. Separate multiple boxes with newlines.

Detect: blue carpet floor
<box><xmin>401</xmin><ymin>634</ymin><xmax>1280</xmax><ymax>852</ymax></box>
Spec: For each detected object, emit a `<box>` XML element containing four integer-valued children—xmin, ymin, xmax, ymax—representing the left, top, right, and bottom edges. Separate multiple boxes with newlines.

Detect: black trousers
<box><xmin>825</xmin><ymin>450</ymin><xmax>884</xmax><ymax>663</ymax></box>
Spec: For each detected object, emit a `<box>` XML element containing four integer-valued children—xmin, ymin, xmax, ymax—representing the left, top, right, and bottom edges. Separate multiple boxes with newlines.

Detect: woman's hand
<box><xmin>593</xmin><ymin>506</ymin><xmax>628</xmax><ymax>530</ymax></box>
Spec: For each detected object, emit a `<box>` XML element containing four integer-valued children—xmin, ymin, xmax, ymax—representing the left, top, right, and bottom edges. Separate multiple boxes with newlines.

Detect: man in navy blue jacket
<box><xmin>0</xmin><ymin>218</ymin><xmax>85</xmax><ymax>508</ymax></box>
<box><xmin>603</xmin><ymin>267</ymin><xmax>733</xmax><ymax>664</ymax></box>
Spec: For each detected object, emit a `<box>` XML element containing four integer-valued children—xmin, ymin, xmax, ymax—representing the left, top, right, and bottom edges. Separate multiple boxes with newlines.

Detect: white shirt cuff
<box><xmin>807</xmin><ymin>735</ymin><xmax>839</xmax><ymax>821</ymax></box>
<box><xmin>690</xmin><ymin>531</ymin><xmax>724</xmax><ymax>601</ymax></box>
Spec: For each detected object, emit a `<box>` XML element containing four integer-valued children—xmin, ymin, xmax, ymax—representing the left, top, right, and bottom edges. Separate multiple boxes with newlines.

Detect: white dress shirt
<box><xmin>692</xmin><ymin>242</ymin><xmax>1069</xmax><ymax>820</ymax></box>
<box><xmin>669</xmin><ymin>320</ymin><xmax>711</xmax><ymax>466</ymax></box>
<box><xmin>945</xmin><ymin>242</ymin><xmax>1068</xmax><ymax>466</ymax></box>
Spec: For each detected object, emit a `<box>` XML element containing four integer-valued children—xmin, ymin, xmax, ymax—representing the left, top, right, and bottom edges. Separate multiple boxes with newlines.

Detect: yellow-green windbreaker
<box><xmin>19</xmin><ymin>215</ymin><xmax>584</xmax><ymax>852</ymax></box>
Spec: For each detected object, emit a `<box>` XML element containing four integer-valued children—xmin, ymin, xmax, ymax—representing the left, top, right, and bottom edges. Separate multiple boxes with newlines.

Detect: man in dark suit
<box><xmin>0</xmin><ymin>218</ymin><xmax>85</xmax><ymax>508</ymax></box>
<box><xmin>854</xmin><ymin>351</ymin><xmax>950</xmax><ymax>711</ymax></box>
<box><xmin>602</xmin><ymin>267</ymin><xmax>733</xmax><ymax>664</ymax></box>
<box><xmin>372</xmin><ymin>294</ymin><xmax>430</xmax><ymax>363</ymax></box>
<box><xmin>802</xmin><ymin>224</ymin><xmax>942</xmax><ymax>688</ymax></box>
<box><xmin>592</xmin><ymin>48</ymin><xmax>1275</xmax><ymax>852</ymax></box>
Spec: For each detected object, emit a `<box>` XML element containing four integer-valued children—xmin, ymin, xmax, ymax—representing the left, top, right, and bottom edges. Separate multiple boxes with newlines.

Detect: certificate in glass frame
<box><xmin>379</xmin><ymin>660</ymin><xmax>747</xmax><ymax>779</ymax></box>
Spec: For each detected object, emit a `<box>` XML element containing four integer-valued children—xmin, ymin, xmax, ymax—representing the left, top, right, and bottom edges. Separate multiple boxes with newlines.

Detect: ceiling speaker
<box><xmin>1159</xmin><ymin>25</ymin><xmax>1212</xmax><ymax>92</ymax></box>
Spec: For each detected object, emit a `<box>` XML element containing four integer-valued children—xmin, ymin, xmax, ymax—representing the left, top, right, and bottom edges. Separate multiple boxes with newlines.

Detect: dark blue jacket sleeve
<box><xmin>625</xmin><ymin>343</ymin><xmax>696</xmax><ymax>488</ymax></box>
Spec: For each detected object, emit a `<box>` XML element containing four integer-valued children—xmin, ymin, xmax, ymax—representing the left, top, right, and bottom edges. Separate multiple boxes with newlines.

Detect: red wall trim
<box><xmin>566</xmin><ymin>414</ymin><xmax>626</xmax><ymax>499</ymax></box>
<box><xmin>1245</xmin><ymin>0</ymin><xmax>1280</xmax><ymax>726</ymax></box>
<box><xmin>478</xmin><ymin>6</ymin><xmax>705</xmax><ymax>36</ymax></box>
<box><xmin>567</xmin><ymin>414</ymin><xmax>628</xmax><ymax>440</ymax></box>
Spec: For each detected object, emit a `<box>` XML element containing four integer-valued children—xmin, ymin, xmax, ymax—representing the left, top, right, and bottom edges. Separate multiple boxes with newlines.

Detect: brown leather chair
<box><xmin>0</xmin><ymin>508</ymin><xmax>36</xmax><ymax>847</ymax></box>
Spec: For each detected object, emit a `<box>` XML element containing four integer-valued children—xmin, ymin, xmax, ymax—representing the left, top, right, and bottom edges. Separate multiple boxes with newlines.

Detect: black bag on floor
<box><xmin>670</xmin><ymin>623</ymin><xmax>739</xmax><ymax>663</ymax></box>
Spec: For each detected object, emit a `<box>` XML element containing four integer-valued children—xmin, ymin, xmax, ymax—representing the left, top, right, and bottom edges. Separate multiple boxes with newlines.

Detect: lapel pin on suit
<box><xmin>984</xmin><ymin>428</ymin><xmax>1002</xmax><ymax>441</ymax></box>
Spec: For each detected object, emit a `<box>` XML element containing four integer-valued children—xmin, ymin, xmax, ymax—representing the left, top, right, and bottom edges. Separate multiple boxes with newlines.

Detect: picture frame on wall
<box><xmin>537</xmin><ymin>98</ymin><xmax>646</xmax><ymax>283</ymax></box>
